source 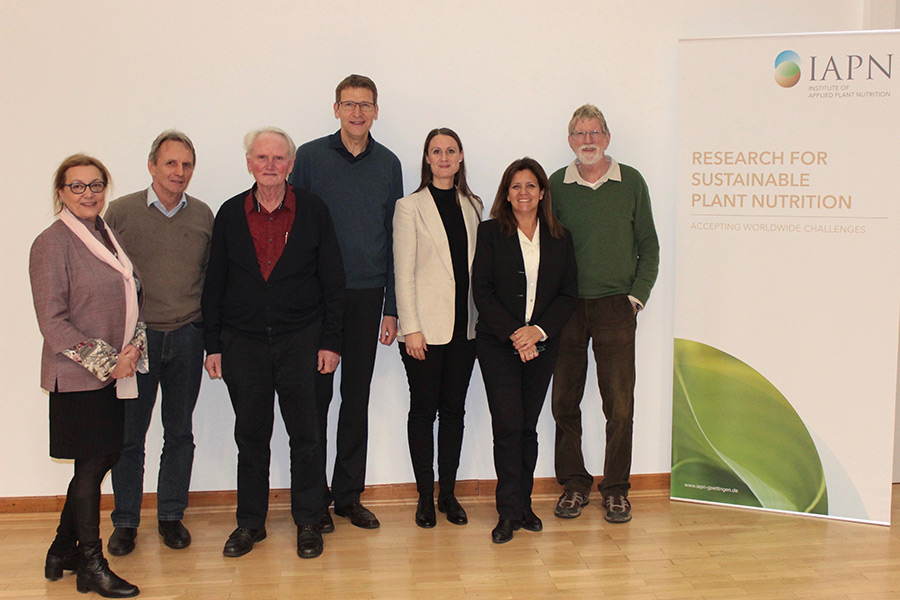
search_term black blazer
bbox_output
[472,218,577,344]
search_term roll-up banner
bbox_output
[672,31,900,525]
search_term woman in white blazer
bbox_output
[393,128,483,529]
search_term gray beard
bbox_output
[576,148,604,165]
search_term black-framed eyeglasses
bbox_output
[338,101,376,113]
[64,181,108,194]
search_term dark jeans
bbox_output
[316,287,383,508]
[399,337,476,496]
[551,295,636,497]
[222,322,324,527]
[111,323,204,527]
[477,332,559,520]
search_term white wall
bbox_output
[0,1,870,497]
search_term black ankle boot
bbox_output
[45,543,79,580]
[47,496,79,580]
[76,542,139,598]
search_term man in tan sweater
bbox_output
[103,130,214,555]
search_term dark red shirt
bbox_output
[244,185,295,280]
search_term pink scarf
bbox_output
[59,208,140,399]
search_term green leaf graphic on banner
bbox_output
[672,339,827,514]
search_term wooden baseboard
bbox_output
[0,473,671,514]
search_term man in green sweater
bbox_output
[549,105,659,524]
[104,131,214,554]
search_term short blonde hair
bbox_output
[52,154,111,214]
[568,104,609,136]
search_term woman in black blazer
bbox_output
[472,157,577,544]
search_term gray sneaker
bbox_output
[602,494,632,523]
[554,490,589,519]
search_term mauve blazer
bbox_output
[29,219,136,393]
[393,188,481,345]
[472,218,578,344]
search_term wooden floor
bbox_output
[2,486,899,599]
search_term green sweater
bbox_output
[549,163,659,305]
[105,190,214,331]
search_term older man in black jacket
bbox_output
[202,127,344,560]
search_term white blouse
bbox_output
[516,224,541,323]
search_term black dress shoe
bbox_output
[223,527,266,557]
[107,527,137,556]
[415,495,436,529]
[317,508,335,534]
[522,508,543,532]
[437,494,468,525]
[297,525,324,559]
[334,501,380,529]
[45,545,79,580]
[491,518,521,544]
[158,520,191,549]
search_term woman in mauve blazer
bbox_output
[29,154,144,597]
[472,157,577,544]
[393,128,482,528]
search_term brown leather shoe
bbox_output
[317,508,335,534]
[297,525,323,559]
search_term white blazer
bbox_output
[393,187,481,344]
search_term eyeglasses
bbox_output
[338,101,376,113]
[570,130,607,140]
[64,181,108,194]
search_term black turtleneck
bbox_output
[429,184,469,340]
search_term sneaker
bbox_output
[602,494,632,523]
[554,490,589,519]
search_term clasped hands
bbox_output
[111,344,140,379]
[509,325,543,363]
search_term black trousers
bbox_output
[316,287,383,507]
[221,322,324,527]
[399,337,476,496]
[477,332,559,520]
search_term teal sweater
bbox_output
[289,132,402,316]
[549,163,659,305]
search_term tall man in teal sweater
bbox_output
[289,74,403,531]
[105,130,214,554]
[550,105,659,524]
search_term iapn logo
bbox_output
[774,50,801,88]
